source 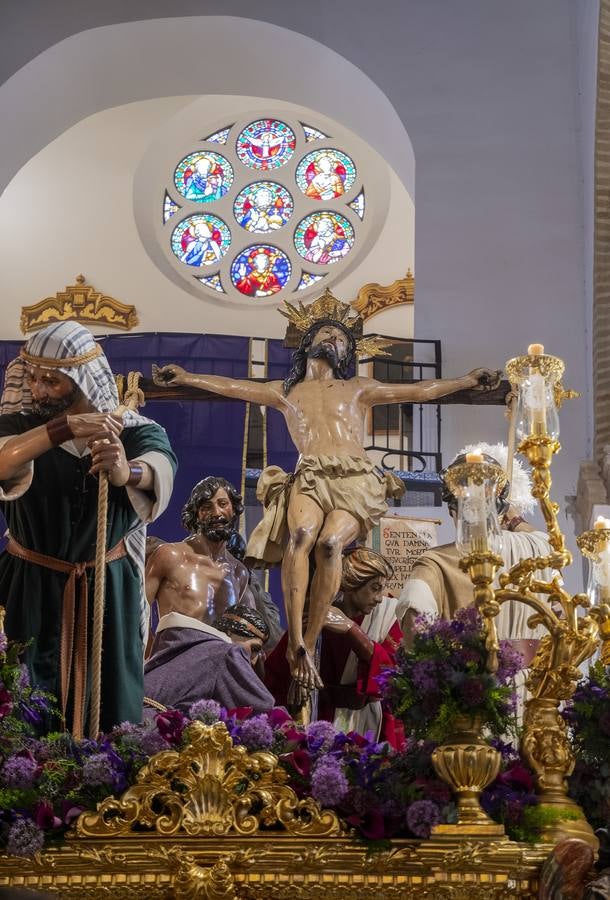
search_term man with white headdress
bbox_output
[400,443,552,718]
[0,322,176,736]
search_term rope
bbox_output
[120,370,146,413]
[20,343,103,369]
[143,695,168,713]
[88,371,144,739]
[89,473,108,739]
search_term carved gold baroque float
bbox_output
[20,275,138,333]
[0,337,597,897]
[0,721,550,898]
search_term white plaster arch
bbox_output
[0,15,414,202]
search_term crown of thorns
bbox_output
[280,289,391,358]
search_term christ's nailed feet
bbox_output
[287,644,323,696]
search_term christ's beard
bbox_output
[307,342,342,373]
[198,517,234,543]
[32,387,80,421]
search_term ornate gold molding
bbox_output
[351,269,414,322]
[0,720,557,896]
[20,275,138,333]
[76,721,343,839]
[0,834,550,898]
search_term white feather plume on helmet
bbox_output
[456,442,536,516]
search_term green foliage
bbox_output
[509,805,581,844]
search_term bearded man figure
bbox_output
[145,476,253,638]
[0,322,176,735]
[153,292,500,696]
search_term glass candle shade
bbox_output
[505,344,563,442]
[445,453,505,557]
[584,518,610,606]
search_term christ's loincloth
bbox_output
[246,455,405,565]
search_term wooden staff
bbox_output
[88,372,144,740]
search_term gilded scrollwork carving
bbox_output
[363,843,420,872]
[350,269,415,322]
[171,852,236,900]
[75,721,343,839]
[20,275,138,333]
[291,844,336,868]
[76,845,133,867]
[521,699,575,799]
[439,840,507,869]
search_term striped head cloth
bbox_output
[0,322,148,426]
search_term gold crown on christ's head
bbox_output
[280,289,392,358]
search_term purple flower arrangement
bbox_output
[563,662,610,830]
[0,618,539,857]
[379,607,521,742]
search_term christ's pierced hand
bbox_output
[467,368,503,392]
[152,364,188,387]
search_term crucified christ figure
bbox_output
[153,303,500,697]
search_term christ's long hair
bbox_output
[282,319,357,395]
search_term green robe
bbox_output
[0,412,177,733]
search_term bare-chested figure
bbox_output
[145,477,252,641]
[153,297,500,695]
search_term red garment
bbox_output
[264,617,405,749]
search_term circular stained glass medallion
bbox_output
[230,245,292,297]
[171,215,231,268]
[236,120,296,171]
[295,148,356,200]
[233,182,294,233]
[174,151,234,202]
[294,211,355,265]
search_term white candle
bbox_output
[527,343,547,434]
[465,449,488,551]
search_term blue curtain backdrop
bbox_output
[0,333,249,544]
[266,339,298,473]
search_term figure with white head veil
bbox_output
[399,441,552,721]
[0,322,177,737]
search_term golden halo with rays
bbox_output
[280,289,392,358]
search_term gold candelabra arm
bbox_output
[459,550,503,671]
[519,435,567,555]
[499,553,569,598]
[529,579,588,631]
[554,382,580,409]
[495,588,561,636]
[496,581,598,700]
